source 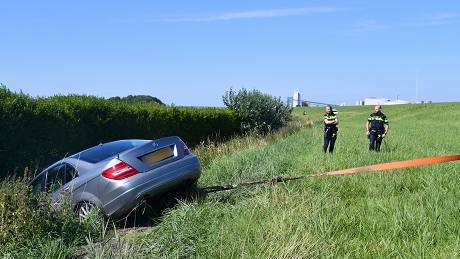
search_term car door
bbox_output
[45,163,79,201]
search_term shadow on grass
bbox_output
[112,183,254,231]
[113,184,210,230]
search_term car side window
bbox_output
[45,163,79,192]
[63,163,78,184]
[31,173,46,192]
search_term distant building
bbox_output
[385,99,411,105]
[358,97,410,106]
[287,91,303,107]
[293,91,301,107]
[363,97,389,105]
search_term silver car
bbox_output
[30,136,201,220]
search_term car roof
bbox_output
[69,139,150,162]
[37,139,150,175]
[70,139,150,157]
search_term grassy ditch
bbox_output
[0,115,313,258]
[0,174,101,258]
[2,103,459,258]
[127,103,460,258]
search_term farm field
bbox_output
[121,103,460,258]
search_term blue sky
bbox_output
[1,1,459,106]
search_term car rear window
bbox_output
[71,140,148,163]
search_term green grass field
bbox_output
[4,103,458,258]
[121,103,460,258]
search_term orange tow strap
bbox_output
[202,154,460,193]
[311,154,460,177]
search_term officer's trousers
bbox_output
[369,132,383,152]
[323,131,337,153]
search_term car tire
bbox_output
[75,202,102,222]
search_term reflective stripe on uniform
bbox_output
[368,116,389,124]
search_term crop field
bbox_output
[121,103,460,258]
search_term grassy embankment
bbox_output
[0,114,311,259]
[123,103,460,258]
[3,103,459,258]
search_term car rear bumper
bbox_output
[102,155,200,219]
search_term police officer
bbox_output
[323,105,338,153]
[366,105,389,152]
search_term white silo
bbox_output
[293,91,301,107]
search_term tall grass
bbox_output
[3,103,459,258]
[79,222,137,259]
[128,103,460,258]
[193,116,313,169]
[0,174,101,258]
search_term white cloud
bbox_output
[160,7,342,22]
[347,12,460,33]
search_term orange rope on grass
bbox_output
[310,155,460,177]
[202,154,460,193]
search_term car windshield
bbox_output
[71,140,148,163]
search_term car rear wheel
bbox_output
[76,202,100,221]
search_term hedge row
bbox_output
[0,88,239,177]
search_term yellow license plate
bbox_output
[140,146,175,164]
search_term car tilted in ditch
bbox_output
[30,136,201,220]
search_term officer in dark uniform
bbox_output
[366,105,389,152]
[323,105,338,153]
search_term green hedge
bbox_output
[0,88,239,177]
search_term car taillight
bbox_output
[102,161,138,180]
[179,139,191,156]
[183,145,191,156]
